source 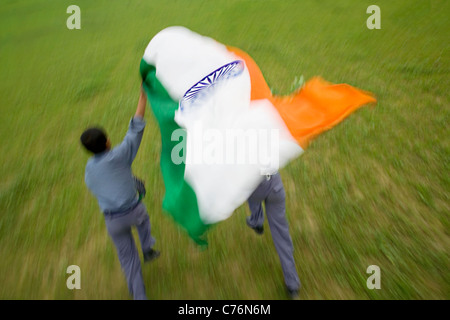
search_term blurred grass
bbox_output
[0,0,448,299]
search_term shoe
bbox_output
[246,217,264,235]
[143,249,160,263]
[287,288,300,300]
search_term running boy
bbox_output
[80,85,159,300]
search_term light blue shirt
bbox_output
[85,117,146,213]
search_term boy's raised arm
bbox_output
[135,85,147,119]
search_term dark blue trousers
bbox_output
[247,173,301,291]
[104,202,156,300]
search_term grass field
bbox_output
[0,0,448,300]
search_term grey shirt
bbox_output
[85,117,146,213]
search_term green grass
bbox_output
[0,0,449,299]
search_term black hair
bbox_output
[80,127,108,154]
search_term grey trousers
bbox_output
[247,173,301,291]
[104,202,156,300]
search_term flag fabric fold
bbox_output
[140,26,376,244]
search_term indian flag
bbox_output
[140,26,376,245]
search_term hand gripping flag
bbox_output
[140,26,376,245]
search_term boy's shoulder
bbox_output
[85,156,96,172]
[85,150,125,170]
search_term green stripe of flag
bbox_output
[140,59,209,246]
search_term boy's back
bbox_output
[85,117,145,214]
